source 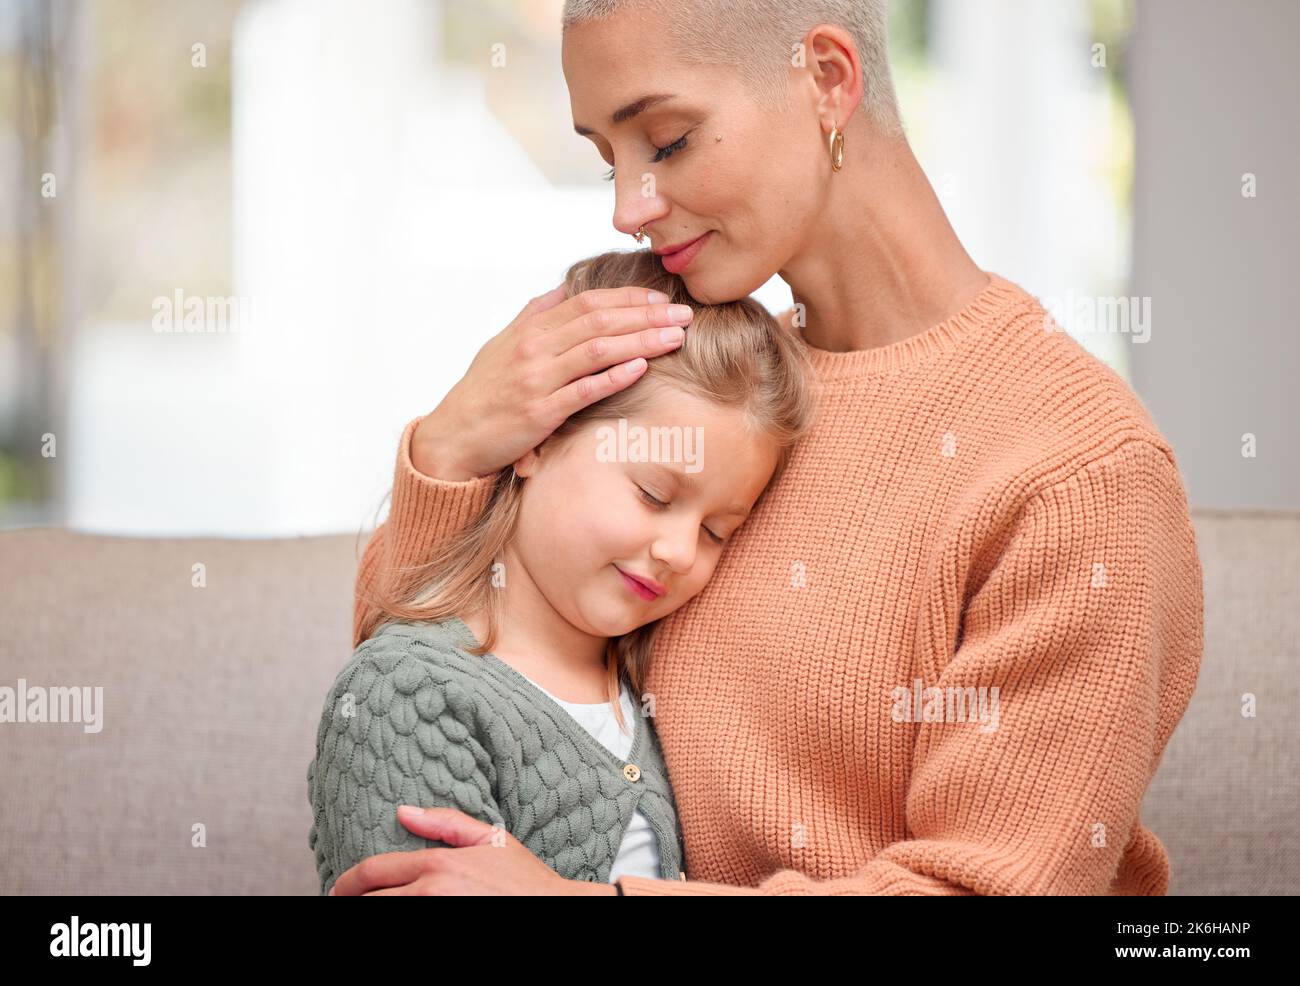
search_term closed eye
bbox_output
[652,132,689,163]
[602,131,691,182]
[636,485,667,508]
[636,485,726,545]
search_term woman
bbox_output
[330,0,1203,896]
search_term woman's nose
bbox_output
[612,175,665,239]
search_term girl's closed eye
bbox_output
[635,484,726,545]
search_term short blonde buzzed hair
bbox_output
[562,0,904,139]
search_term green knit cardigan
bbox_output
[308,616,686,893]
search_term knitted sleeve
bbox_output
[353,415,498,648]
[307,643,506,895]
[614,439,1205,896]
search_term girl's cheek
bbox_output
[694,558,720,587]
[583,509,646,552]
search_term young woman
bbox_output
[309,248,817,894]
[330,0,1203,896]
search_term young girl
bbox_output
[307,247,818,894]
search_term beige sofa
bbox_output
[2,510,1296,895]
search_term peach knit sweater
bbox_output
[353,272,1204,896]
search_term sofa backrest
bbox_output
[1140,509,1300,894]
[0,529,360,895]
[1,512,1296,894]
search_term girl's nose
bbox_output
[650,528,696,575]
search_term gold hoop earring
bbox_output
[633,226,646,243]
[828,121,844,172]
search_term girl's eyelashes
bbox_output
[636,485,667,508]
[635,484,726,545]
[601,130,691,181]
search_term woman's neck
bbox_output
[779,128,990,353]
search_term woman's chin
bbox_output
[684,264,768,306]
[681,272,724,304]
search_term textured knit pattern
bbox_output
[353,271,1204,896]
[308,617,685,894]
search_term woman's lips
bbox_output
[659,231,712,274]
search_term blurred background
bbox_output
[0,0,1296,538]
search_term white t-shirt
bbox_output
[522,677,664,882]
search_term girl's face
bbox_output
[562,9,828,304]
[506,383,780,639]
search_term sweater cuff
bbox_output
[615,875,766,896]
[387,415,497,553]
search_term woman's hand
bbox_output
[327,805,617,896]
[412,285,694,481]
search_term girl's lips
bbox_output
[616,566,661,601]
[659,231,712,274]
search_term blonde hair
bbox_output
[360,248,818,731]
[562,0,904,140]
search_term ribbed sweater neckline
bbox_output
[800,271,1030,381]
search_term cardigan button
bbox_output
[622,763,641,783]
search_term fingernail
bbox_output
[647,290,671,303]
[668,304,693,322]
[659,327,684,344]
[397,804,420,817]
[624,357,647,374]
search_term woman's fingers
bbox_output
[547,302,693,359]
[519,285,693,414]
[551,320,687,389]
[540,356,651,426]
[330,849,437,896]
[421,284,691,480]
[532,289,694,422]
[531,285,667,334]
[540,289,693,391]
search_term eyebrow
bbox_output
[644,462,749,517]
[573,93,677,137]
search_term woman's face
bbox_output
[562,9,828,304]
[507,383,780,639]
